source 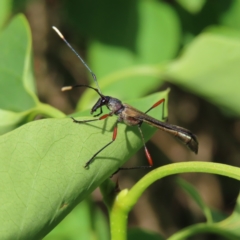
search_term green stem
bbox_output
[109,162,240,239]
[123,162,240,211]
[110,189,129,240]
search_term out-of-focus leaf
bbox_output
[77,64,165,111]
[176,178,213,223]
[83,0,179,104]
[61,1,179,111]
[177,178,228,224]
[169,193,240,240]
[216,193,240,236]
[44,199,109,240]
[0,14,64,135]
[220,0,240,30]
[89,0,180,78]
[0,0,11,30]
[176,0,206,14]
[166,32,240,116]
[0,90,169,239]
[0,14,36,110]
[205,26,240,40]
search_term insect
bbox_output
[52,26,198,170]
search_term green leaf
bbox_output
[61,1,179,111]
[0,0,12,30]
[177,178,228,224]
[176,178,213,223]
[166,32,240,116]
[205,26,240,40]
[0,90,168,239]
[0,14,36,110]
[82,0,180,102]
[77,64,165,111]
[89,0,180,78]
[216,193,240,236]
[110,162,240,240]
[169,193,240,240]
[220,0,240,30]
[63,0,180,78]
[44,199,110,240]
[176,0,206,14]
[0,14,64,135]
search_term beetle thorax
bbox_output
[107,97,124,113]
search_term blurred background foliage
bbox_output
[1,0,240,239]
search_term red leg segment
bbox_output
[144,98,166,120]
[112,125,118,140]
[151,98,165,108]
[144,147,153,166]
[137,125,153,167]
[99,113,112,120]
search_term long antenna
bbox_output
[52,26,102,94]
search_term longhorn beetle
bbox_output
[53,26,198,170]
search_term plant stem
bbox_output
[123,162,240,210]
[110,189,129,240]
[109,162,240,239]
